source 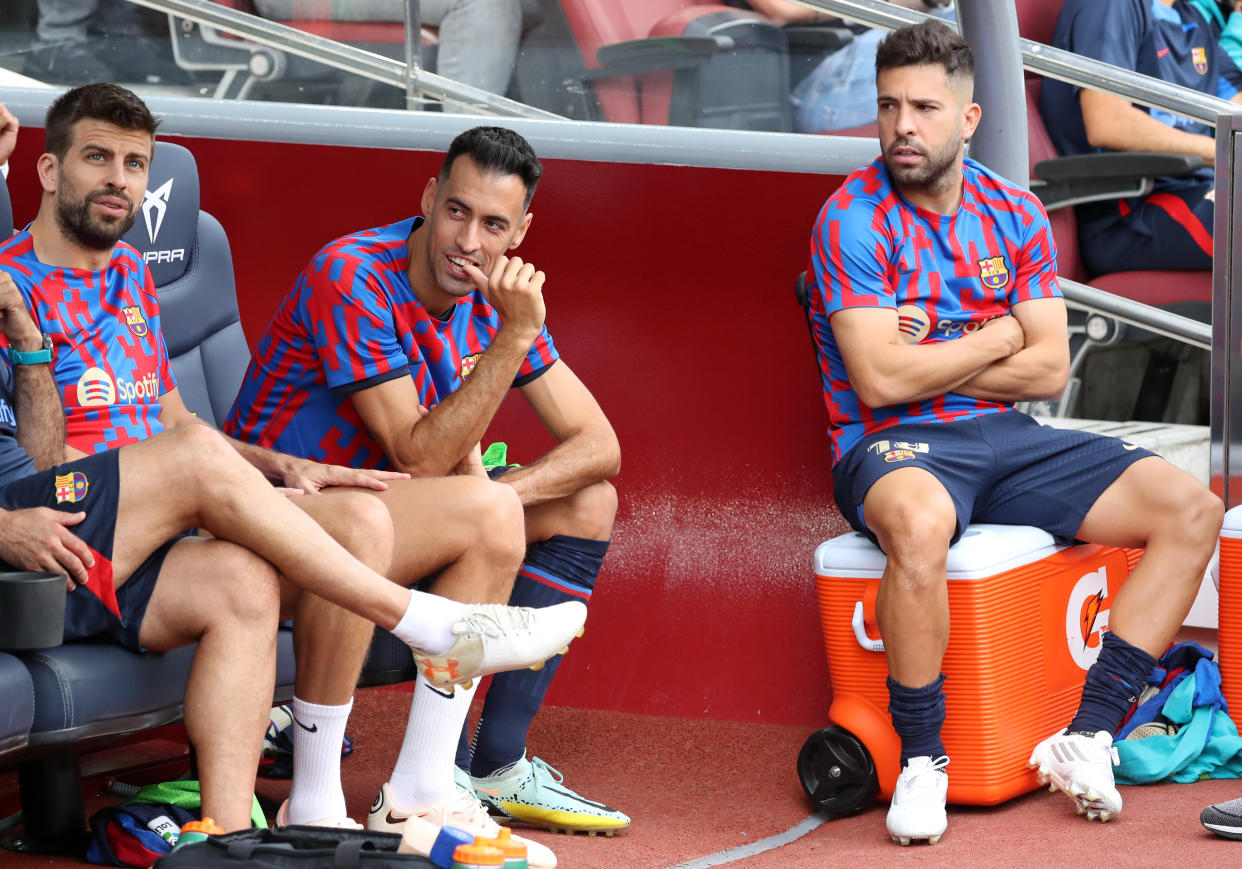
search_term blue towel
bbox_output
[1116,651,1242,783]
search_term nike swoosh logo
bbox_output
[1123,444,1139,451]
[290,713,318,733]
[476,785,500,795]
[424,683,456,700]
[544,785,611,810]
[385,811,408,826]
[1157,47,1170,58]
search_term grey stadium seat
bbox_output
[120,141,250,426]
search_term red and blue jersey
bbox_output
[0,231,175,455]
[808,157,1062,464]
[223,217,559,467]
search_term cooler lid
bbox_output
[815,524,1063,578]
[1223,504,1242,538]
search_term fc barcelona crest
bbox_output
[54,471,89,504]
[460,353,481,379]
[1193,46,1208,75]
[978,256,1010,290]
[123,305,148,338]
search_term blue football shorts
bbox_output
[0,450,187,652]
[832,411,1157,546]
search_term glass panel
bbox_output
[0,0,949,131]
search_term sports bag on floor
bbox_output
[152,826,435,868]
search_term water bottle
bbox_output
[483,827,528,868]
[173,817,224,849]
[449,840,504,868]
[397,814,475,868]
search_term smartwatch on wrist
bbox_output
[9,333,53,366]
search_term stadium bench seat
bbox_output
[516,0,795,129]
[1017,0,1212,313]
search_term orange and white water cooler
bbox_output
[1218,506,1242,727]
[801,524,1133,812]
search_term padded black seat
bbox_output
[0,652,33,756]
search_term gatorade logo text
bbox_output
[1065,566,1111,670]
[76,367,160,406]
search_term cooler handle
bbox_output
[852,601,884,652]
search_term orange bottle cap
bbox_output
[452,842,504,866]
[484,827,527,858]
[181,817,224,835]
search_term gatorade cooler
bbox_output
[1218,506,1242,727]
[797,524,1133,815]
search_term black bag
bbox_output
[152,826,436,868]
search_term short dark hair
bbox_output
[875,18,974,84]
[440,126,542,210]
[44,83,160,161]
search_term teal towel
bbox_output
[1116,659,1242,784]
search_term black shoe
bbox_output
[22,40,116,84]
[1202,797,1242,840]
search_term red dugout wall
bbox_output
[6,133,856,727]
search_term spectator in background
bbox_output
[24,0,174,84]
[1041,0,1242,275]
[738,0,954,133]
[254,0,540,98]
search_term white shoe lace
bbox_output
[445,788,501,835]
[456,605,535,638]
[895,756,950,800]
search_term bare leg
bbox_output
[109,425,409,628]
[1075,457,1223,654]
[520,479,617,544]
[863,468,956,688]
[135,537,281,832]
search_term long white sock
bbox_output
[390,590,470,654]
[387,675,478,809]
[286,696,353,824]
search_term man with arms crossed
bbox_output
[225,126,627,836]
[808,19,1222,845]
[0,86,582,866]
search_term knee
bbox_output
[874,504,954,578]
[466,479,526,566]
[557,480,618,540]
[169,425,248,487]
[322,492,395,575]
[205,545,282,632]
[1176,484,1224,550]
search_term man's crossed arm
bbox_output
[830,297,1069,409]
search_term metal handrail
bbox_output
[794,0,1239,126]
[123,0,563,119]
[1061,280,1211,350]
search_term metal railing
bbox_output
[123,0,563,119]
[794,0,1238,127]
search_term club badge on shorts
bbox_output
[868,440,930,463]
[55,471,89,504]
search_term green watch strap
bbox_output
[10,347,50,365]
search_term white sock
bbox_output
[286,696,353,824]
[390,590,470,654]
[387,675,478,809]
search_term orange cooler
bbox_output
[1218,506,1242,728]
[812,524,1132,806]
